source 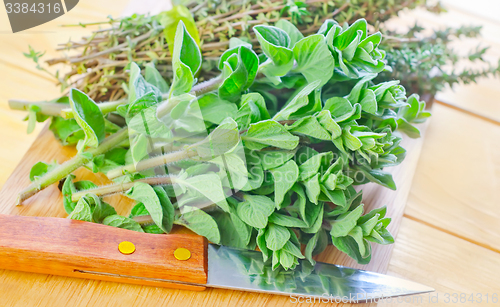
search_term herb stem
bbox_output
[71,176,174,201]
[106,149,198,179]
[61,98,127,119]
[109,119,297,179]
[17,127,129,205]
[8,100,66,117]
[191,75,223,96]
[9,98,128,119]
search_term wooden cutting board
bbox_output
[0,117,429,306]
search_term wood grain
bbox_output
[0,0,126,189]
[0,214,208,290]
[379,217,500,306]
[403,103,500,253]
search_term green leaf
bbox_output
[159,4,200,52]
[304,230,328,265]
[359,213,380,237]
[169,21,202,97]
[265,223,290,251]
[104,148,127,165]
[243,120,299,150]
[232,212,253,247]
[318,19,340,37]
[153,186,175,232]
[282,241,305,259]
[397,117,421,138]
[62,175,77,214]
[257,228,271,262]
[49,116,84,146]
[254,25,294,76]
[67,197,93,222]
[342,125,362,151]
[236,194,275,229]
[258,150,295,170]
[331,233,371,264]
[126,182,174,233]
[358,206,386,225]
[219,47,259,100]
[303,202,324,233]
[26,104,40,134]
[176,173,230,212]
[286,116,331,140]
[353,227,371,257]
[128,62,162,107]
[235,93,271,130]
[346,73,377,106]
[145,63,170,93]
[90,196,117,223]
[324,97,352,119]
[358,89,377,114]
[322,184,348,207]
[302,174,321,204]
[194,117,239,159]
[330,204,364,237]
[298,152,333,181]
[275,19,304,48]
[292,34,334,86]
[268,212,308,228]
[334,19,367,50]
[211,152,249,190]
[69,88,105,150]
[269,160,299,207]
[29,161,57,182]
[212,211,251,248]
[353,166,396,190]
[316,110,342,139]
[176,206,220,243]
[273,81,320,121]
[198,94,238,125]
[126,182,164,229]
[102,215,144,232]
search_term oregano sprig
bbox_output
[13,18,430,271]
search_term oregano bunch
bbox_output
[15,18,429,271]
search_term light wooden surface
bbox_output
[0,2,499,307]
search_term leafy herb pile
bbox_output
[14,18,429,270]
[16,0,497,106]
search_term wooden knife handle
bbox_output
[0,214,207,291]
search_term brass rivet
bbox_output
[118,241,136,255]
[174,248,191,261]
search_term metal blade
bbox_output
[207,244,433,303]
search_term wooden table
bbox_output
[0,2,499,306]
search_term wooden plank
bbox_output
[403,103,500,253]
[379,217,500,306]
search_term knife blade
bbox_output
[0,214,433,302]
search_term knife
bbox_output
[0,214,433,302]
